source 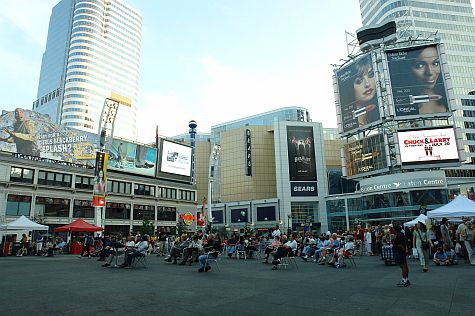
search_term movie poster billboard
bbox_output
[160,140,192,177]
[287,126,317,196]
[386,44,451,118]
[0,109,98,167]
[335,53,381,134]
[397,127,460,167]
[344,134,388,177]
[108,139,157,177]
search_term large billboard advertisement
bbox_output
[287,126,317,196]
[344,134,388,177]
[108,139,157,177]
[386,44,450,118]
[335,53,381,134]
[160,140,192,177]
[397,127,459,167]
[0,109,98,167]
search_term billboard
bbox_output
[0,109,98,167]
[397,127,459,167]
[386,44,450,118]
[287,126,317,197]
[160,140,192,177]
[108,139,157,177]
[92,152,108,207]
[335,53,381,134]
[344,134,388,177]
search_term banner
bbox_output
[397,127,459,166]
[92,152,108,207]
[108,139,157,177]
[287,126,317,181]
[0,109,98,167]
[335,53,381,134]
[386,44,450,118]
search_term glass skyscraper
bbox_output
[35,0,142,140]
[359,0,475,170]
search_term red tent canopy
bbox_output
[54,218,103,232]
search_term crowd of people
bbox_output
[3,216,474,281]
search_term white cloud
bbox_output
[196,57,337,130]
[136,92,189,143]
[136,57,339,141]
[0,0,56,47]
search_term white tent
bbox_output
[427,195,475,220]
[404,214,428,227]
[0,216,48,231]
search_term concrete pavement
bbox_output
[0,254,473,316]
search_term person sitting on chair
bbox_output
[179,235,200,265]
[16,234,29,257]
[319,233,340,265]
[165,234,189,264]
[226,234,238,258]
[272,234,298,270]
[198,234,221,272]
[263,235,281,263]
[119,235,148,268]
[102,234,126,267]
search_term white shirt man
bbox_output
[272,227,282,238]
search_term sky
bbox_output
[0,0,474,143]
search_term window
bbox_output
[211,210,224,224]
[35,197,70,218]
[159,187,177,199]
[231,208,248,223]
[108,180,132,194]
[134,184,155,197]
[105,202,131,219]
[256,206,276,222]
[73,199,94,218]
[10,167,34,184]
[133,204,155,220]
[75,175,94,190]
[157,206,176,221]
[179,190,196,201]
[6,195,31,216]
[38,170,72,188]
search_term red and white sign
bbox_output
[398,127,459,165]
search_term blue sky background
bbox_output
[1,1,472,142]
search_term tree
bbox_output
[176,219,188,236]
[141,219,154,236]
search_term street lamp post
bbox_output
[207,144,221,232]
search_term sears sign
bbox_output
[291,182,318,197]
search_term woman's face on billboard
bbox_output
[353,66,376,104]
[411,46,440,89]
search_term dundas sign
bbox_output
[359,171,446,193]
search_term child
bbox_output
[433,247,449,266]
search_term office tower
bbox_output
[35,0,142,140]
[359,0,475,171]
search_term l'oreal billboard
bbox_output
[385,44,451,119]
[397,127,460,167]
[334,52,382,135]
[343,134,388,178]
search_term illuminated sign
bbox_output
[397,127,459,167]
[344,134,388,177]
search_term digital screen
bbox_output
[160,140,192,176]
[386,44,450,118]
[335,53,381,134]
[344,134,388,177]
[109,139,157,177]
[397,127,459,166]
